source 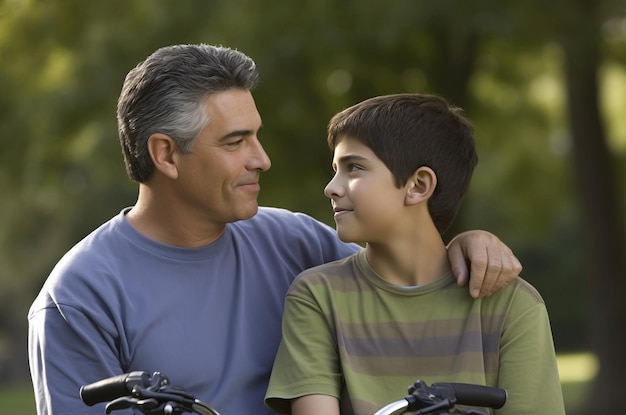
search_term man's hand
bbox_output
[447,230,522,298]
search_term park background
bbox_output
[1,0,625,413]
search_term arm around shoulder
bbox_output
[447,230,522,298]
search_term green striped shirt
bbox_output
[265,250,565,415]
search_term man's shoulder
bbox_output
[58,211,127,268]
[247,207,319,225]
[234,207,333,237]
[30,212,128,307]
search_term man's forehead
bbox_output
[203,90,262,130]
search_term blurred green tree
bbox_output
[1,3,625,413]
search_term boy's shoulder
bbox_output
[288,252,362,292]
[509,276,546,304]
[481,276,546,311]
[297,252,360,279]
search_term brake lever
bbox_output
[105,396,143,414]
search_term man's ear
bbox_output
[147,133,180,179]
[405,166,437,206]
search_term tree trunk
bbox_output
[560,1,626,412]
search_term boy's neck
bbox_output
[364,228,451,287]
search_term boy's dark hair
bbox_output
[327,93,478,235]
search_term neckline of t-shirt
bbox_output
[355,250,455,295]
[115,207,231,261]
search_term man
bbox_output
[28,44,521,415]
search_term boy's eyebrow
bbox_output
[335,153,369,164]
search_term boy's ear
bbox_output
[147,133,180,180]
[405,166,437,206]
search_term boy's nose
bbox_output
[324,174,342,198]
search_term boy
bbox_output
[264,94,565,415]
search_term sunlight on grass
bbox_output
[557,351,598,382]
[602,63,626,151]
[558,352,597,413]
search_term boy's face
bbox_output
[324,136,409,243]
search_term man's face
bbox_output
[174,89,271,225]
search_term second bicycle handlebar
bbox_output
[375,380,506,415]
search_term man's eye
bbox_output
[347,163,362,172]
[226,139,244,147]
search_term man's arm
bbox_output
[292,394,340,415]
[29,306,126,415]
[447,230,522,298]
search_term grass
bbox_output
[0,383,36,415]
[0,352,596,414]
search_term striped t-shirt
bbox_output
[265,250,565,415]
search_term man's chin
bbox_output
[232,204,259,222]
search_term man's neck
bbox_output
[126,185,226,248]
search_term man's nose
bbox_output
[249,138,271,171]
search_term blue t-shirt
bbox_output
[28,207,359,415]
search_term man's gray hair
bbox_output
[117,44,259,182]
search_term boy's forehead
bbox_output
[332,134,355,149]
[332,136,375,161]
[334,134,364,149]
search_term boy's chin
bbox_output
[337,230,359,244]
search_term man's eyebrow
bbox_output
[218,124,264,142]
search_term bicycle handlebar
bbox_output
[375,380,506,415]
[80,371,221,415]
[80,371,158,406]
[431,382,506,409]
[81,373,506,415]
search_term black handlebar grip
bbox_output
[80,371,150,406]
[435,382,507,409]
